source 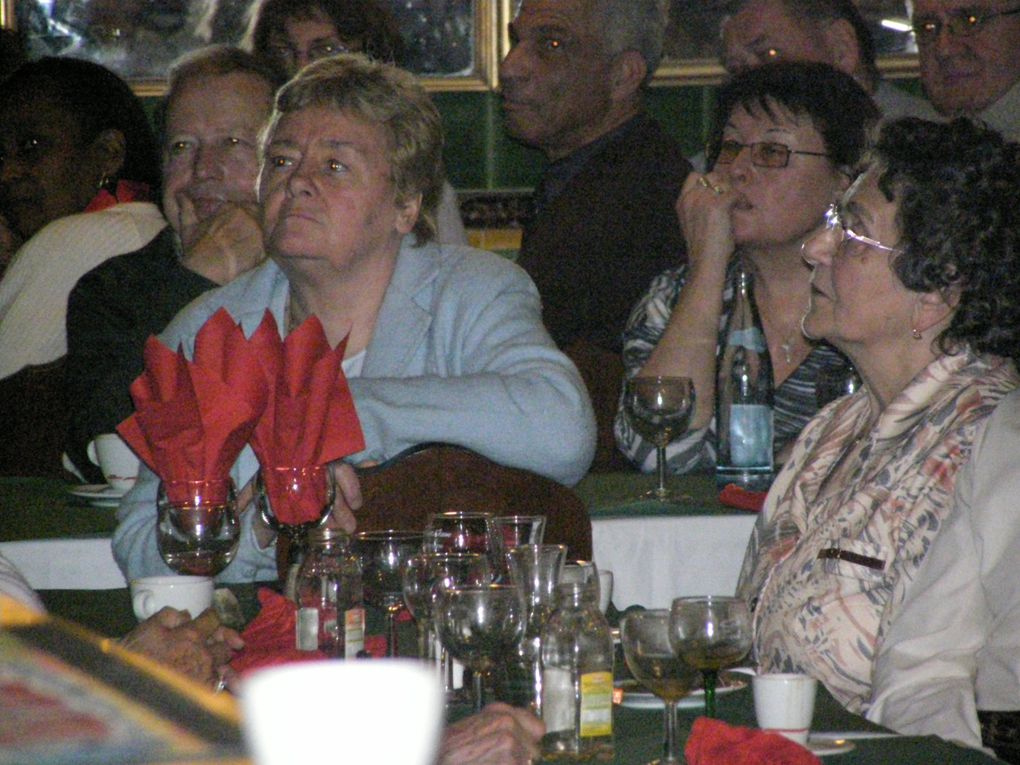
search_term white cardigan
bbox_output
[867,387,1020,752]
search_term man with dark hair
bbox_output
[500,0,692,469]
[721,0,937,120]
[912,0,1020,140]
[65,46,280,479]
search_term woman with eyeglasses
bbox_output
[737,117,1020,752]
[247,0,467,246]
[615,62,878,474]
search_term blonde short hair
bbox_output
[262,53,443,243]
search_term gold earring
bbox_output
[911,327,922,340]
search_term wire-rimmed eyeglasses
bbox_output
[824,204,903,255]
[913,5,1020,41]
[711,139,830,169]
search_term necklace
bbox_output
[777,326,803,365]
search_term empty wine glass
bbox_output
[353,530,424,657]
[487,515,547,581]
[425,511,493,555]
[670,596,752,718]
[624,376,695,502]
[402,551,491,661]
[435,583,526,712]
[621,610,700,765]
[506,543,566,714]
[157,478,239,576]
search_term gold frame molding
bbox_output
[497,0,918,88]
[1,0,499,95]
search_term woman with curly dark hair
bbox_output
[736,117,1020,735]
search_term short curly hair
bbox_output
[868,117,1020,364]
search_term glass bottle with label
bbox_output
[715,263,775,492]
[294,525,365,659]
[540,581,614,761]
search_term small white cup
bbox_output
[241,660,444,765]
[753,672,817,745]
[87,433,140,493]
[597,569,614,613]
[130,575,213,622]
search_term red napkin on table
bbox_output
[117,309,269,503]
[685,717,821,765]
[719,483,768,512]
[247,312,365,525]
[230,589,386,676]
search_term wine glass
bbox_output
[624,376,695,502]
[254,465,336,592]
[621,610,700,764]
[435,583,526,712]
[816,359,862,408]
[353,530,424,657]
[506,543,567,714]
[424,511,493,554]
[156,478,239,576]
[487,515,547,581]
[403,552,491,698]
[670,596,752,718]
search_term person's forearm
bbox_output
[639,260,728,430]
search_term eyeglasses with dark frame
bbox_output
[912,5,1020,41]
[711,139,830,169]
[824,204,903,255]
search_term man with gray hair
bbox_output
[65,46,281,478]
[721,0,936,120]
[500,0,691,470]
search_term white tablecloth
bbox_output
[591,513,758,610]
[0,538,127,590]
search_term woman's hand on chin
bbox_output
[677,171,738,274]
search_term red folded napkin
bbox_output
[685,717,821,765]
[719,483,768,512]
[247,312,365,525]
[118,309,269,503]
[231,589,387,676]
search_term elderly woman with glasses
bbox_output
[737,117,1020,735]
[615,61,879,474]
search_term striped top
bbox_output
[614,261,843,473]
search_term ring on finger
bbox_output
[698,175,724,195]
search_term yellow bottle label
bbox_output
[344,607,365,658]
[579,671,613,737]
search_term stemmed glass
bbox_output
[487,515,546,581]
[253,465,336,591]
[402,551,491,662]
[624,376,695,502]
[670,596,752,718]
[435,583,526,712]
[353,530,424,657]
[506,543,566,714]
[156,478,239,576]
[621,610,700,765]
[425,511,493,554]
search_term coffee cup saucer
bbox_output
[68,483,129,506]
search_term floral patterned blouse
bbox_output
[736,350,1019,713]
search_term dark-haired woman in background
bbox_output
[739,117,1020,727]
[247,0,467,246]
[0,57,165,476]
[615,62,879,473]
[0,57,164,381]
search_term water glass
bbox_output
[157,478,239,576]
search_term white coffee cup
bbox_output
[241,660,444,765]
[597,569,614,613]
[130,575,213,622]
[87,433,140,493]
[753,672,817,745]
